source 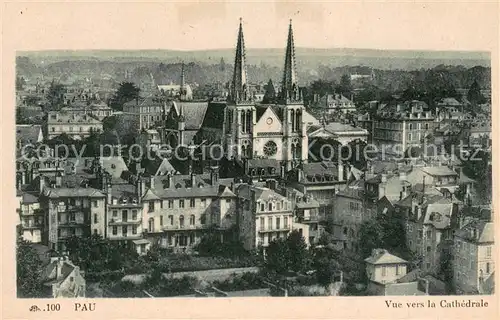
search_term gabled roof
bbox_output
[365,249,407,265]
[176,101,209,130]
[421,166,458,177]
[43,187,105,198]
[455,220,494,244]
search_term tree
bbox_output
[16,76,26,91]
[17,239,45,298]
[337,74,353,97]
[262,79,276,104]
[110,82,141,111]
[46,81,66,110]
[467,79,486,105]
[264,230,310,275]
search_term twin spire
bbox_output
[229,18,301,105]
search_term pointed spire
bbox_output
[229,18,250,104]
[281,19,301,103]
[180,62,187,100]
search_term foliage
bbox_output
[263,230,311,275]
[16,76,26,91]
[17,239,45,298]
[262,79,277,104]
[46,80,66,110]
[358,209,410,261]
[110,82,141,111]
[65,234,138,274]
[194,231,247,257]
[467,80,486,105]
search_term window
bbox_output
[93,214,98,224]
[284,216,288,229]
[179,200,185,208]
[486,263,491,273]
[122,226,128,236]
[122,210,128,222]
[268,217,273,230]
[51,127,55,132]
[93,229,98,235]
[179,215,185,227]
[382,267,387,276]
[190,199,195,208]
[276,217,281,229]
[132,226,137,235]
[268,203,273,211]
[200,214,206,225]
[487,246,492,257]
[168,200,173,209]
[260,203,265,212]
[148,218,154,232]
[93,200,98,208]
[426,263,431,269]
[260,217,265,230]
[160,215,163,226]
[277,202,281,210]
[426,246,431,252]
[160,201,164,209]
[112,226,117,235]
[396,265,400,275]
[148,201,155,213]
[190,215,195,225]
[200,199,206,208]
[132,210,137,220]
[168,235,173,246]
[426,230,432,238]
[409,123,413,130]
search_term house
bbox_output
[396,191,457,275]
[122,95,168,131]
[41,256,86,298]
[294,194,324,245]
[453,219,494,294]
[311,93,357,115]
[46,111,103,140]
[288,161,350,219]
[18,191,44,243]
[365,249,427,296]
[307,122,368,146]
[237,184,295,252]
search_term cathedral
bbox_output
[222,19,310,171]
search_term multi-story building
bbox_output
[237,184,295,252]
[60,102,113,121]
[310,93,357,115]
[46,111,103,140]
[287,161,350,218]
[371,100,437,156]
[41,256,86,298]
[17,191,44,243]
[135,168,237,253]
[122,95,168,131]
[453,219,494,294]
[294,195,323,245]
[40,176,106,251]
[396,191,457,275]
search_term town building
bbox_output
[365,249,427,296]
[46,111,103,140]
[369,100,437,156]
[310,93,357,115]
[237,184,296,252]
[453,219,494,294]
[17,191,44,243]
[307,122,368,146]
[41,256,86,298]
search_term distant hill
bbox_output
[18,47,490,70]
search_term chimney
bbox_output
[338,163,344,182]
[39,174,46,193]
[167,172,174,188]
[190,172,196,188]
[136,176,144,199]
[55,172,62,188]
[210,166,219,186]
[381,174,387,184]
[297,168,304,182]
[149,176,156,190]
[422,176,426,195]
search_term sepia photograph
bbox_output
[3,1,498,319]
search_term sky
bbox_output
[3,1,499,52]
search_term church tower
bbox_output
[223,18,256,160]
[280,20,307,170]
[179,62,187,101]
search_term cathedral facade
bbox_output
[222,19,309,170]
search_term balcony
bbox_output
[296,214,321,223]
[58,220,87,227]
[108,218,142,226]
[258,226,291,233]
[162,224,208,231]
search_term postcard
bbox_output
[1,1,498,319]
